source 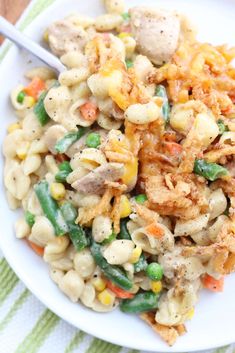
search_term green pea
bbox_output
[125,59,133,69]
[86,133,101,148]
[17,91,26,103]
[25,211,35,227]
[135,194,147,204]
[146,263,163,281]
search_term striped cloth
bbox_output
[0,1,234,352]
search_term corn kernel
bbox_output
[24,96,36,108]
[129,246,142,264]
[187,307,195,320]
[121,157,138,186]
[50,183,66,201]
[7,122,20,133]
[92,278,106,292]
[98,289,115,306]
[43,29,49,42]
[120,195,132,218]
[16,142,30,160]
[151,280,163,294]
[118,32,131,39]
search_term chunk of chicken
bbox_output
[72,162,124,194]
[129,7,180,66]
[47,20,89,57]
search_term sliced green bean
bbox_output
[119,218,131,240]
[25,211,35,227]
[119,218,147,273]
[90,241,133,290]
[34,181,68,236]
[134,253,148,273]
[55,127,88,154]
[120,291,160,313]
[101,231,116,245]
[61,202,89,251]
[217,119,229,134]
[33,91,50,126]
[155,85,170,124]
[194,159,229,181]
[55,161,72,183]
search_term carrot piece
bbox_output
[164,142,183,156]
[202,274,224,292]
[106,281,134,299]
[24,77,46,100]
[145,222,164,239]
[80,101,98,122]
[26,239,44,256]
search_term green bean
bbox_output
[25,211,35,227]
[119,218,147,273]
[119,218,131,240]
[90,241,133,290]
[101,231,116,245]
[217,119,229,134]
[120,291,160,313]
[194,159,229,181]
[55,161,72,183]
[55,127,88,154]
[134,253,148,273]
[155,85,170,124]
[34,181,68,236]
[33,91,50,126]
[61,202,89,251]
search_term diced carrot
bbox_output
[80,101,98,122]
[163,131,177,142]
[24,77,46,100]
[26,239,44,256]
[106,281,134,299]
[164,142,183,156]
[55,153,69,163]
[145,222,164,239]
[202,274,224,292]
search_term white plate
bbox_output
[0,0,235,351]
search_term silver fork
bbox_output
[0,16,66,74]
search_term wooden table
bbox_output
[0,0,31,43]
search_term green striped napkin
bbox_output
[0,1,234,352]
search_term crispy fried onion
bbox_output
[182,219,235,274]
[145,173,208,220]
[76,187,114,225]
[141,312,186,346]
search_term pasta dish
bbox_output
[3,0,235,345]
